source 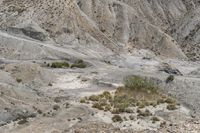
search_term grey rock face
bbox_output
[1,0,200,60]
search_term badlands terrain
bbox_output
[0,0,200,132]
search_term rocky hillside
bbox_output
[0,0,200,60]
[1,1,200,133]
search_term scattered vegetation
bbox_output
[47,59,87,69]
[167,104,177,110]
[71,59,87,68]
[160,121,167,128]
[166,75,175,83]
[129,115,135,120]
[112,115,123,122]
[124,76,158,93]
[80,75,180,122]
[157,98,166,104]
[65,102,70,108]
[18,119,28,125]
[48,82,53,86]
[165,98,176,104]
[151,116,160,123]
[80,98,86,103]
[137,101,146,109]
[8,5,26,14]
[137,109,152,117]
[104,60,111,64]
[50,62,69,68]
[92,103,104,110]
[53,105,60,110]
[16,78,22,83]
[89,95,100,101]
[54,97,61,103]
[0,91,4,96]
[37,109,43,114]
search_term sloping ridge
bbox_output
[0,0,197,60]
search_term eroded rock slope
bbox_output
[0,0,200,60]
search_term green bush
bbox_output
[89,95,100,101]
[16,78,22,83]
[112,115,123,122]
[51,62,69,68]
[124,76,157,92]
[92,103,104,110]
[18,119,28,125]
[157,98,166,104]
[71,63,87,68]
[129,115,135,120]
[79,75,180,118]
[53,105,60,110]
[151,116,160,123]
[75,59,84,64]
[167,104,177,110]
[80,99,86,103]
[137,101,146,108]
[104,105,111,111]
[137,109,152,117]
[166,75,174,83]
[48,82,53,86]
[9,6,26,14]
[165,98,176,104]
[71,59,87,68]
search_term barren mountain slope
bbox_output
[2,0,200,59]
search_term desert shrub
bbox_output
[16,78,22,83]
[157,98,166,104]
[129,115,135,120]
[104,105,111,111]
[37,109,43,114]
[137,109,152,117]
[53,105,60,110]
[149,102,157,107]
[54,97,61,103]
[166,75,174,83]
[160,121,167,127]
[89,95,100,101]
[137,101,146,108]
[165,98,176,104]
[48,82,53,86]
[113,94,129,111]
[80,98,86,103]
[71,59,87,68]
[124,108,133,113]
[0,92,4,96]
[75,59,84,64]
[51,62,69,68]
[104,60,111,64]
[99,99,108,107]
[102,91,112,99]
[167,104,177,110]
[124,76,158,92]
[8,6,26,14]
[65,102,70,107]
[151,116,160,123]
[92,103,104,110]
[112,115,123,122]
[82,77,179,116]
[71,63,87,68]
[18,119,28,125]
[111,108,121,114]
